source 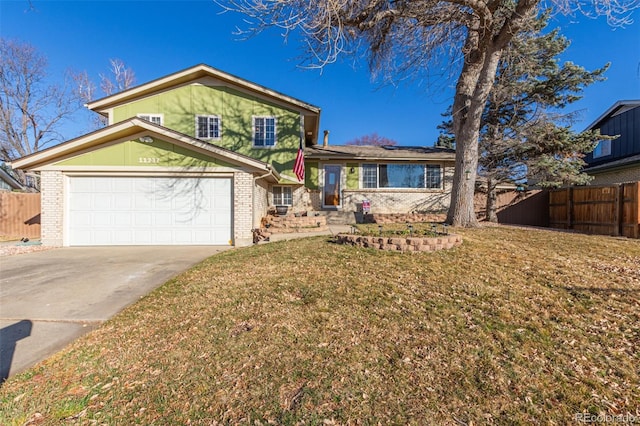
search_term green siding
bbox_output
[305,161,319,190]
[112,84,301,178]
[55,139,232,168]
[346,163,359,189]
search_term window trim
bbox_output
[272,185,293,206]
[593,139,611,159]
[137,113,163,126]
[252,116,277,148]
[195,114,222,140]
[360,163,443,190]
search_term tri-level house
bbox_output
[583,100,640,185]
[12,64,455,247]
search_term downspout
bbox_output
[253,165,276,229]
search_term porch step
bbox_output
[264,214,329,234]
[314,211,359,225]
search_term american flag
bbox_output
[293,138,305,182]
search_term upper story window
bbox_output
[196,115,221,140]
[137,114,163,126]
[253,116,277,147]
[593,139,611,158]
[361,163,442,189]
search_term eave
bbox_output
[11,118,281,182]
[584,100,640,131]
[86,64,321,117]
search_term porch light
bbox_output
[350,166,355,174]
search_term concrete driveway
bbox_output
[0,246,230,382]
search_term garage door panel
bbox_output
[134,194,153,209]
[134,212,152,226]
[113,194,133,209]
[68,177,232,246]
[113,212,132,226]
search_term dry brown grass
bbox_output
[1,226,638,425]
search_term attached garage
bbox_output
[12,119,280,247]
[67,176,232,246]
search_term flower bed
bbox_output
[334,233,462,252]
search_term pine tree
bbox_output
[440,13,610,222]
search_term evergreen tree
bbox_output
[440,13,610,222]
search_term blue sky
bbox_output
[1,0,639,146]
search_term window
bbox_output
[593,139,611,158]
[137,114,163,125]
[425,165,442,189]
[362,164,378,189]
[196,115,221,140]
[253,116,276,147]
[273,186,292,206]
[361,163,442,189]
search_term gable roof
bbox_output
[86,64,321,116]
[305,145,455,161]
[584,100,640,131]
[10,118,280,181]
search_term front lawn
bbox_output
[1,226,638,424]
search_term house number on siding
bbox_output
[138,157,160,164]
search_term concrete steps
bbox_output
[313,210,359,225]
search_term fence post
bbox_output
[613,184,622,237]
[567,187,573,230]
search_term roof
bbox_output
[0,166,25,190]
[304,145,456,161]
[584,100,640,131]
[10,118,280,181]
[583,152,640,174]
[86,63,321,117]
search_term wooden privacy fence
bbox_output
[0,192,41,239]
[549,182,640,238]
[475,189,549,227]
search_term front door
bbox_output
[323,165,342,208]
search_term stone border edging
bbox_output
[334,233,462,252]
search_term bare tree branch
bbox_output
[215,0,639,226]
[0,38,82,161]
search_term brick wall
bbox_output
[234,171,254,246]
[589,166,640,185]
[305,189,450,214]
[254,179,269,228]
[40,170,64,246]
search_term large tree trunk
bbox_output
[445,0,538,227]
[447,37,504,227]
[486,176,498,223]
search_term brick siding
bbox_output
[254,179,269,228]
[234,171,254,247]
[40,170,64,246]
[589,166,640,185]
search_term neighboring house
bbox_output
[0,163,26,192]
[12,64,454,247]
[583,100,640,185]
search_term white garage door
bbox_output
[68,176,232,245]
